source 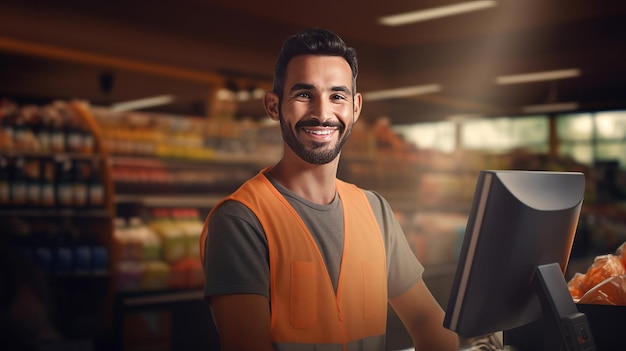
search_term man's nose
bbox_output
[310,98,333,122]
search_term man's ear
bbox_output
[353,92,363,122]
[264,91,280,121]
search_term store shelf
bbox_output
[114,194,224,208]
[0,207,111,218]
[118,289,204,307]
[110,154,268,169]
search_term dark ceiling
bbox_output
[1,0,626,124]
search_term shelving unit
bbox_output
[0,100,117,347]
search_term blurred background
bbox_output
[1,1,625,350]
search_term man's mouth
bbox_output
[303,128,335,136]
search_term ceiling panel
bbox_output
[1,0,625,124]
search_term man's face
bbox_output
[276,55,362,165]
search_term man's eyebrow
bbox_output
[331,86,352,94]
[289,83,314,93]
[288,83,352,95]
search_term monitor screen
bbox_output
[443,170,595,350]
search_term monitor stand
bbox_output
[504,263,596,351]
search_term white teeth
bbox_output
[305,129,332,135]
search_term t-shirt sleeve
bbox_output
[202,200,270,302]
[365,190,425,298]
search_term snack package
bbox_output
[578,275,626,305]
[568,241,626,305]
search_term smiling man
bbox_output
[199,28,460,351]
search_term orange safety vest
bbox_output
[200,169,388,351]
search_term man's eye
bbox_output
[331,94,348,101]
[296,92,311,98]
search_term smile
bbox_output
[303,128,336,136]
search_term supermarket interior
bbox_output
[1,1,626,350]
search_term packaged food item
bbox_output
[169,257,204,289]
[568,241,626,304]
[117,261,143,292]
[149,209,185,263]
[141,260,171,291]
[172,208,203,259]
[578,275,626,305]
[568,254,625,300]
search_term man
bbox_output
[200,28,460,351]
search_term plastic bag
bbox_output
[568,254,625,300]
[568,240,626,305]
[578,275,626,305]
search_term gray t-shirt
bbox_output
[203,174,424,301]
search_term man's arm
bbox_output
[210,294,276,351]
[389,279,460,351]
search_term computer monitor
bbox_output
[444,170,596,351]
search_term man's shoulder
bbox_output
[359,188,389,216]
[212,198,257,221]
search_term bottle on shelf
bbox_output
[24,157,42,208]
[0,99,17,150]
[87,159,105,208]
[37,106,53,154]
[149,208,186,264]
[55,157,74,208]
[53,219,77,276]
[31,220,56,275]
[49,105,67,154]
[13,106,38,152]
[73,222,93,276]
[10,156,27,207]
[72,159,88,208]
[90,239,109,276]
[40,158,56,208]
[114,217,142,291]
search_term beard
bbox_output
[278,112,353,165]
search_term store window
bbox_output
[595,111,626,139]
[558,111,626,169]
[558,142,594,166]
[596,142,626,168]
[393,121,456,153]
[396,111,626,170]
[460,116,548,153]
[594,111,626,169]
[557,113,593,141]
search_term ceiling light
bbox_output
[362,84,442,101]
[496,68,581,85]
[521,102,579,114]
[252,88,266,99]
[237,90,251,101]
[217,88,236,101]
[110,94,175,112]
[378,1,497,26]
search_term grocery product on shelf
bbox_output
[91,106,281,163]
[112,209,206,292]
[149,208,187,264]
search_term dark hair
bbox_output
[272,28,358,98]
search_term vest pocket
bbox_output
[290,261,317,329]
[362,261,386,320]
